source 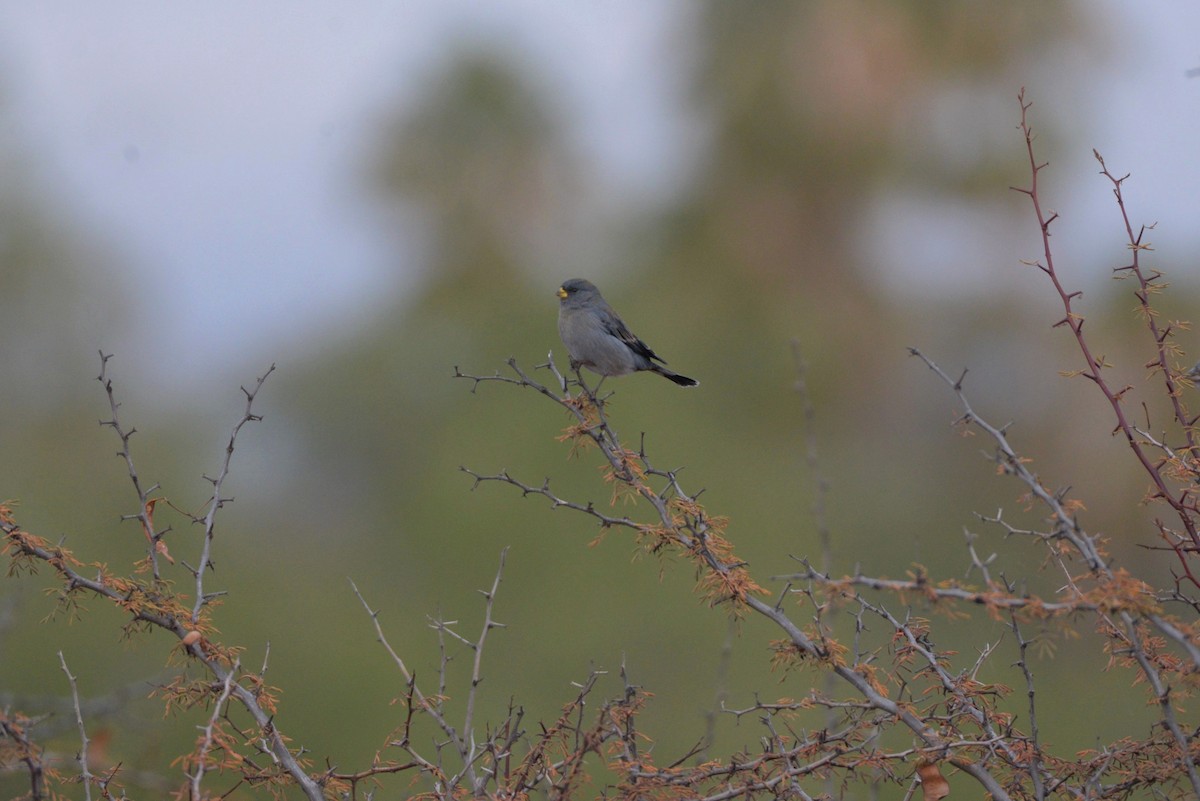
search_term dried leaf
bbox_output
[917,759,950,800]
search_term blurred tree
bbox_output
[0,92,137,532]
[0,169,130,411]
[373,51,579,283]
[660,1,1083,361]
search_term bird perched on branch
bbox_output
[556,278,698,387]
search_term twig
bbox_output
[1009,613,1045,799]
[459,547,508,795]
[192,363,276,624]
[1,710,47,800]
[97,352,165,578]
[58,652,94,801]
[189,658,239,798]
[349,549,514,795]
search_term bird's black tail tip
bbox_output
[665,372,699,387]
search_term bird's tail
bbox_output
[653,365,699,387]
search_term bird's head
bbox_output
[557,279,599,302]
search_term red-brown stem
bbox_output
[1012,90,1200,570]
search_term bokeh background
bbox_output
[3,2,1200,796]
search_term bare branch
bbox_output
[58,652,94,801]
[192,363,276,624]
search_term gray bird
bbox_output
[557,279,698,387]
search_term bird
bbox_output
[556,278,698,387]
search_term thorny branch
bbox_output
[456,113,1200,796]
[3,358,332,801]
[453,327,1200,797]
[457,358,1017,799]
[1012,89,1200,570]
[1010,87,1200,791]
[187,658,239,800]
[191,363,276,624]
[58,652,93,801]
[350,561,654,801]
[98,351,167,579]
[350,551,511,796]
[6,93,1200,801]
[912,345,1200,795]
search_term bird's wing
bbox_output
[597,306,666,365]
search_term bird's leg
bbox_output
[562,359,582,393]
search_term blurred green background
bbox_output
[3,2,1200,797]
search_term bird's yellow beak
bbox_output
[556,287,568,299]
